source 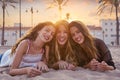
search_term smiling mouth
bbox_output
[44,36,49,40]
[75,38,81,42]
[59,38,66,42]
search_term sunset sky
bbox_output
[0,0,119,27]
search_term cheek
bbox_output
[80,33,84,39]
[50,36,53,40]
[56,34,59,40]
[65,33,68,38]
[72,37,76,41]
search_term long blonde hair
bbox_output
[48,20,77,67]
[11,21,55,55]
[68,21,98,66]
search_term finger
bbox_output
[61,63,65,69]
[42,66,49,72]
[43,65,48,72]
[28,71,39,77]
[33,68,41,73]
[59,63,63,69]
[68,64,73,70]
[92,59,96,62]
[42,65,48,71]
[44,66,49,72]
[37,65,41,71]
[97,64,106,71]
[91,65,97,71]
[101,61,107,66]
[30,73,39,77]
[63,64,66,69]
[65,63,69,68]
[63,63,68,69]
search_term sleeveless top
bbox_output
[19,40,44,68]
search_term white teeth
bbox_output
[77,38,80,41]
[45,36,49,40]
[76,38,81,42]
[59,38,65,41]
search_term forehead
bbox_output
[70,26,78,31]
[43,25,55,30]
[57,25,66,31]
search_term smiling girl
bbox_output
[9,21,55,77]
[68,20,115,72]
[48,20,77,70]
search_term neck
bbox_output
[32,40,45,50]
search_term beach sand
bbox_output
[0,46,120,80]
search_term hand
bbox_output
[36,61,49,72]
[97,61,114,71]
[58,60,69,70]
[26,67,41,77]
[87,59,99,71]
[67,63,76,70]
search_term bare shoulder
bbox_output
[16,39,29,53]
[18,39,29,47]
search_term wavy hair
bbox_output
[68,21,98,66]
[11,21,54,55]
[48,20,78,67]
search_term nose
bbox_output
[74,33,78,39]
[48,31,54,37]
[74,33,77,37]
[60,32,64,37]
[47,32,51,36]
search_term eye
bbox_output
[45,29,50,32]
[57,30,61,33]
[64,31,67,34]
[76,30,80,33]
[71,33,75,37]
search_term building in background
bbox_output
[87,25,102,40]
[0,18,120,46]
[0,26,30,46]
[0,25,102,46]
[100,18,120,46]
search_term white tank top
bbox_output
[19,40,44,68]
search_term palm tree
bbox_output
[47,0,69,20]
[0,0,17,45]
[19,0,21,38]
[97,0,120,45]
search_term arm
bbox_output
[9,40,41,76]
[52,60,69,70]
[83,59,99,71]
[52,61,60,70]
[95,38,115,70]
[9,40,28,75]
[36,45,49,72]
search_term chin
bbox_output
[41,39,48,43]
[58,43,64,45]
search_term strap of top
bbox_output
[26,39,31,54]
[25,39,45,54]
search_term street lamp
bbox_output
[1,0,6,45]
[19,0,21,37]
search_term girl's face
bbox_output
[38,25,55,43]
[56,25,68,45]
[70,26,84,44]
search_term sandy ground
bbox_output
[0,46,120,80]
